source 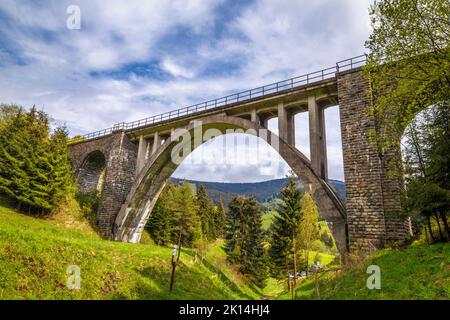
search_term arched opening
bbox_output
[77,150,106,195]
[114,115,347,255]
[401,105,449,241]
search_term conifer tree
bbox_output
[239,197,267,287]
[196,184,214,240]
[146,185,172,245]
[269,176,303,281]
[214,200,226,238]
[48,126,74,207]
[0,105,75,214]
[224,196,246,263]
[224,196,267,287]
[0,109,32,208]
[168,182,201,246]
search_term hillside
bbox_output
[0,202,260,300]
[171,177,346,205]
[274,242,450,300]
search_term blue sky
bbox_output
[0,0,372,182]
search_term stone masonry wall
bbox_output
[69,131,138,238]
[337,69,410,252]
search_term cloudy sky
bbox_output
[0,0,372,182]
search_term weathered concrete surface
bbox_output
[113,115,348,254]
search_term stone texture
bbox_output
[337,69,410,252]
[69,131,137,238]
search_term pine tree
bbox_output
[0,105,76,214]
[0,109,32,208]
[196,184,214,240]
[48,126,74,208]
[146,185,172,245]
[169,182,201,246]
[269,176,303,281]
[25,107,53,213]
[224,196,246,263]
[224,195,267,287]
[240,197,267,287]
[214,200,226,238]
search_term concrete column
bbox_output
[151,132,160,155]
[286,113,296,146]
[251,109,260,124]
[308,96,328,179]
[144,138,152,161]
[136,135,147,176]
[277,102,289,142]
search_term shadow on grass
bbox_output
[201,258,256,300]
[133,258,254,300]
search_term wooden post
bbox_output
[169,231,182,291]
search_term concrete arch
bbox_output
[113,115,348,253]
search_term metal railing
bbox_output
[70,54,367,143]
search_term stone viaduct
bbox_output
[68,55,411,254]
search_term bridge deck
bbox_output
[69,54,366,144]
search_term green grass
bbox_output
[263,250,338,300]
[312,243,450,300]
[1,197,448,300]
[0,203,260,300]
[275,243,449,300]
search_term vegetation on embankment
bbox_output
[0,201,261,300]
[273,242,449,300]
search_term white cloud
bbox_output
[0,0,373,182]
[161,57,196,79]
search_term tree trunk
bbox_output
[427,215,435,242]
[434,209,445,242]
[439,210,450,241]
[424,225,429,244]
[293,232,297,287]
[305,249,309,276]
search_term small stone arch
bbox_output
[76,150,107,194]
[114,115,348,254]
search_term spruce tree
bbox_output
[0,105,75,214]
[224,196,246,263]
[25,107,53,213]
[196,184,214,240]
[169,182,201,246]
[240,197,267,287]
[269,176,303,281]
[214,200,226,238]
[48,126,74,208]
[146,185,172,245]
[0,109,32,208]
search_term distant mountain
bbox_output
[170,177,346,205]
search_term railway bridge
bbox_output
[68,55,410,254]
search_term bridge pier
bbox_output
[337,70,411,252]
[308,96,328,180]
[136,135,147,176]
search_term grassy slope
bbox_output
[276,243,449,300]
[0,203,260,300]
